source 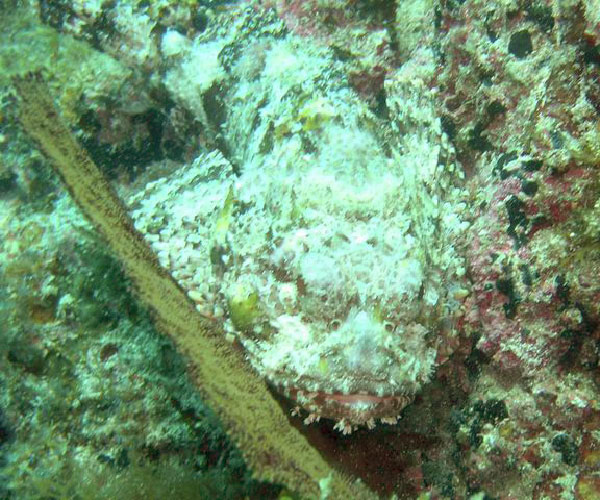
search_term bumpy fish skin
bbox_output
[128,38,470,428]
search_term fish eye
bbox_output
[330,319,342,330]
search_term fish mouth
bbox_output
[280,384,413,432]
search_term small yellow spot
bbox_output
[228,282,260,332]
[453,288,470,300]
[214,184,234,246]
[318,357,329,376]
[299,98,336,131]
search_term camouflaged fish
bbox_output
[127,38,470,433]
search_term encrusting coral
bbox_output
[13,73,375,500]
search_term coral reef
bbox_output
[13,74,374,498]
[0,128,272,499]
[2,0,600,498]
[427,0,600,497]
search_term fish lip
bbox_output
[279,383,412,424]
